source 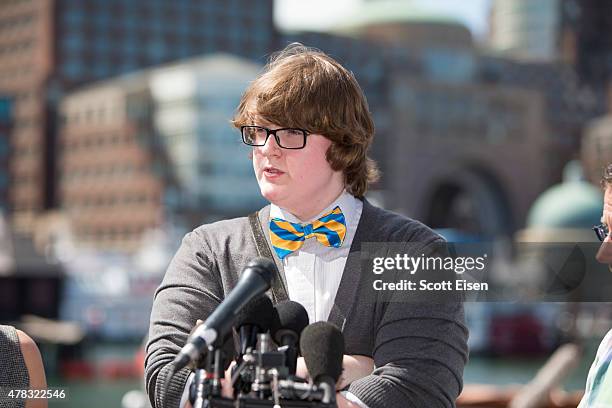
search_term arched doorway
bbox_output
[424,168,514,238]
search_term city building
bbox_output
[59,76,163,252]
[0,0,54,231]
[280,9,606,237]
[149,55,266,224]
[488,0,560,61]
[59,54,264,252]
[385,52,606,237]
[478,56,606,175]
[559,0,612,90]
[0,97,11,212]
[0,0,276,234]
[388,77,547,236]
[487,0,612,97]
[5,0,608,246]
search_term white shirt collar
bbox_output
[270,190,358,227]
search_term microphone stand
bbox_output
[211,347,225,398]
[192,367,208,408]
[193,346,218,408]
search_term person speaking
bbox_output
[145,43,468,408]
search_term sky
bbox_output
[274,0,492,40]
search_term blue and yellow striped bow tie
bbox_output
[269,206,347,260]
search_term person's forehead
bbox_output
[253,116,287,129]
[253,116,275,126]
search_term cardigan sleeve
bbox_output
[348,239,469,408]
[144,231,225,408]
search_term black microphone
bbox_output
[299,322,344,404]
[272,301,309,375]
[234,295,275,358]
[231,295,275,396]
[171,257,275,373]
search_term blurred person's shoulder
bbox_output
[598,328,612,356]
[0,325,47,393]
[15,330,40,366]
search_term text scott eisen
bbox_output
[373,279,488,291]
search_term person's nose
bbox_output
[259,133,282,157]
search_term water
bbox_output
[48,379,143,408]
[465,336,602,391]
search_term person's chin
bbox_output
[259,183,285,204]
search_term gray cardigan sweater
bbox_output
[145,200,469,408]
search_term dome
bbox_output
[329,0,473,49]
[526,181,603,229]
[339,0,463,27]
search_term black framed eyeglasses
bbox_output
[593,223,610,242]
[241,126,309,149]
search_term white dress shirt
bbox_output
[270,190,363,324]
[270,190,368,408]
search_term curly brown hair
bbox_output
[232,43,379,197]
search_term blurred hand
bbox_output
[295,355,309,380]
[336,392,361,408]
[295,354,374,390]
[221,361,235,399]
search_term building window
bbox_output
[63,35,83,52]
[64,8,85,26]
[93,37,112,54]
[64,60,85,78]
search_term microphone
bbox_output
[234,295,275,359]
[171,257,275,373]
[272,301,309,375]
[299,322,344,404]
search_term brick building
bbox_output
[59,54,263,251]
[0,97,11,212]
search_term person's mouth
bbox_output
[263,166,285,178]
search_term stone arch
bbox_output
[422,165,515,238]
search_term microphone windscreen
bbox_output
[272,301,309,344]
[234,295,275,330]
[247,257,276,286]
[299,322,344,383]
